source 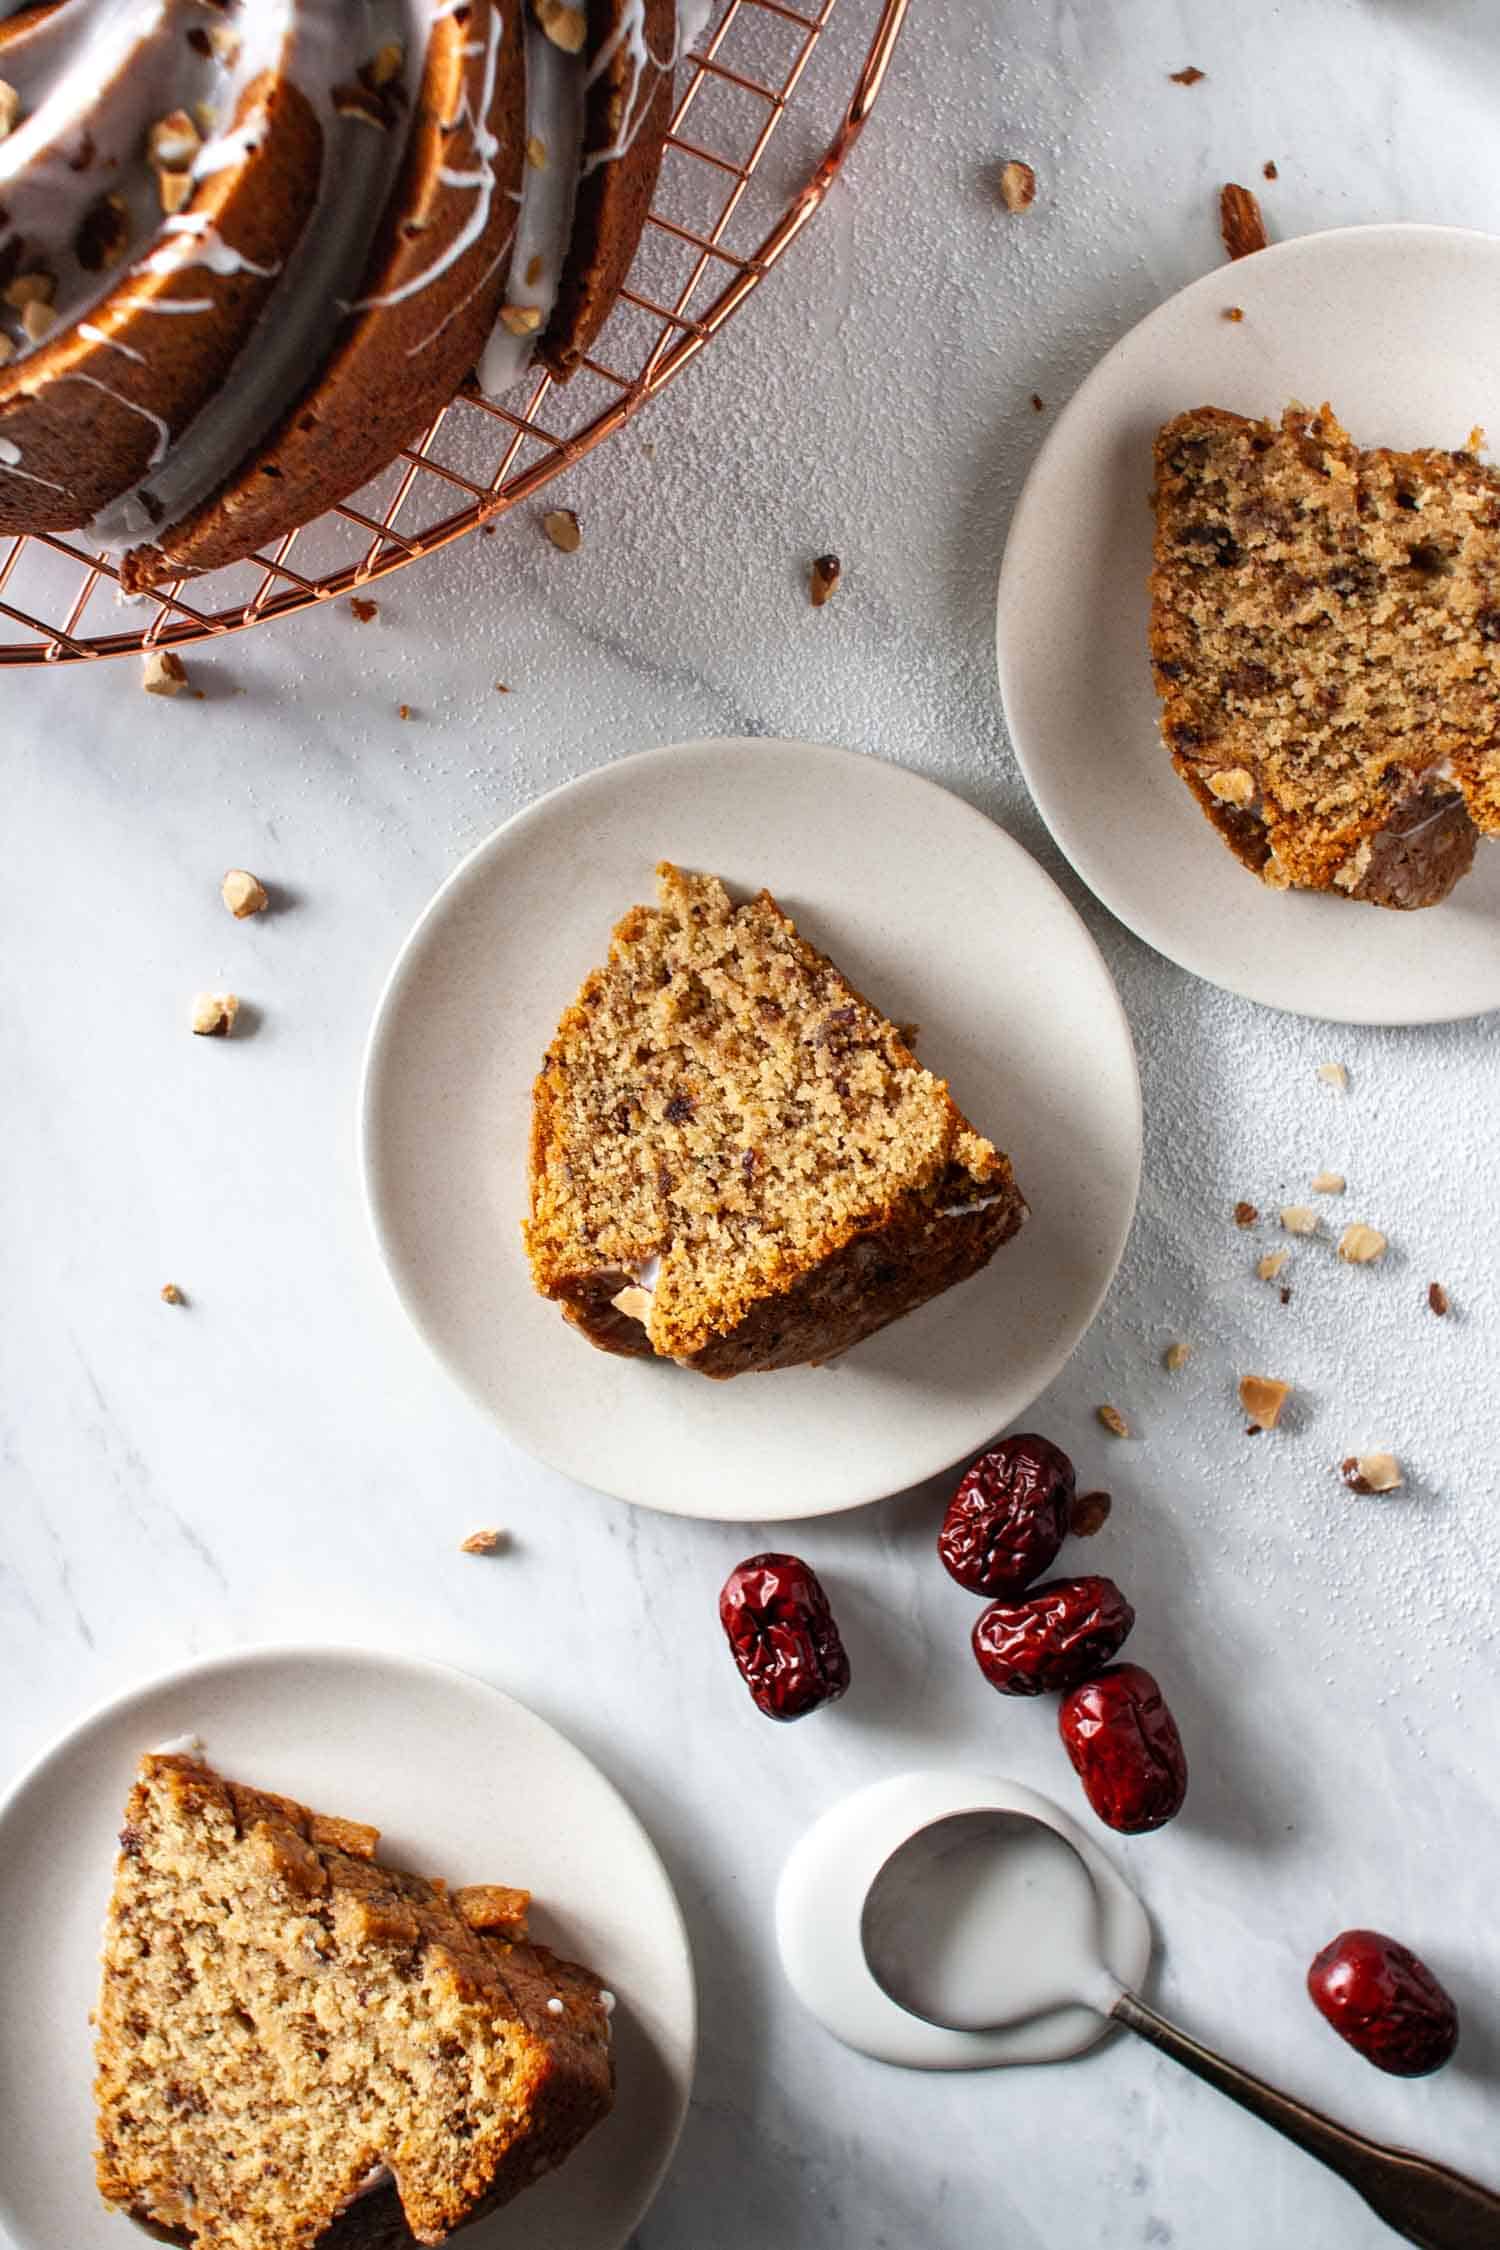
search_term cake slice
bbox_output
[525,863,1026,1378]
[94,1753,613,2250]
[1150,402,1500,908]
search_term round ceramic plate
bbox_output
[362,738,1141,1518]
[0,1646,695,2250]
[996,222,1500,1025]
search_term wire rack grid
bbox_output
[0,0,911,666]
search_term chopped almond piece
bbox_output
[1169,65,1206,84]
[160,1283,185,1306]
[1257,1249,1290,1281]
[0,80,21,139]
[190,992,239,1038]
[542,507,581,553]
[1163,1341,1191,1371]
[142,648,188,697]
[809,553,841,607]
[1428,1281,1449,1317]
[1310,1171,1346,1195]
[1340,1452,1402,1495]
[1317,1062,1348,1092]
[1239,1374,1290,1430]
[459,1528,509,1555]
[500,304,543,336]
[1220,181,1268,260]
[1338,1223,1388,1265]
[148,109,202,171]
[1096,1403,1130,1438]
[221,868,268,919]
[1071,1489,1112,1536]
[534,0,586,53]
[1280,1206,1319,1236]
[997,159,1036,212]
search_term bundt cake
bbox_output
[1150,402,1500,909]
[525,863,1027,1379]
[0,0,688,587]
[95,1751,614,2250]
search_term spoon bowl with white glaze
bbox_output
[778,1772,1500,2250]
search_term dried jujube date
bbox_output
[1307,1929,1459,2077]
[938,1434,1075,1597]
[1058,1662,1187,1833]
[718,1552,850,1722]
[972,1575,1135,1697]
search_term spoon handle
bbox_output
[1112,1991,1500,2250]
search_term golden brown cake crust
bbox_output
[1149,401,1500,909]
[94,1754,613,2250]
[526,864,1026,1377]
[121,5,526,589]
[540,0,676,381]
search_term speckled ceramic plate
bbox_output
[360,738,1141,1518]
[997,222,1500,1024]
[0,1646,695,2250]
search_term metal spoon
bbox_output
[861,1807,1500,2250]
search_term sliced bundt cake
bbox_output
[1150,402,1500,909]
[525,863,1027,1378]
[0,0,691,586]
[95,1752,613,2250]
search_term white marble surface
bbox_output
[4,2,1500,2245]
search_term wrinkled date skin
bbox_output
[1058,1662,1187,1833]
[938,1435,1076,1597]
[972,1575,1135,1697]
[1307,1930,1459,2076]
[719,1552,851,1722]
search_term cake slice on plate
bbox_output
[1150,401,1500,908]
[525,863,1027,1378]
[94,1753,613,2250]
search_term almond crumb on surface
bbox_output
[542,506,581,553]
[1280,1206,1319,1236]
[1428,1281,1449,1317]
[494,681,510,693]
[1263,159,1279,180]
[1219,181,1268,260]
[1169,64,1205,84]
[397,702,412,721]
[1310,1171,1346,1195]
[1257,1249,1290,1281]
[997,159,1036,212]
[1338,1222,1388,1265]
[141,647,188,697]
[1468,424,1487,455]
[1223,305,1245,322]
[459,1528,509,1556]
[348,596,378,622]
[1071,1489,1112,1537]
[1233,1200,1258,1228]
[0,80,22,139]
[190,992,238,1038]
[1317,1062,1348,1092]
[1030,392,1045,412]
[1207,765,1254,804]
[1163,1341,1191,1371]
[809,553,841,607]
[160,1283,185,1306]
[221,868,268,919]
[499,303,543,335]
[526,132,547,168]
[1096,1403,1130,1438]
[534,0,586,54]
[1239,1374,1290,1430]
[1340,1452,1402,1495]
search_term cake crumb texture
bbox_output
[525,864,1026,1377]
[94,1754,612,2250]
[1150,402,1500,909]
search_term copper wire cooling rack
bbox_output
[0,0,910,666]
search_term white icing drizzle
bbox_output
[476,18,583,394]
[138,213,281,286]
[57,371,170,467]
[349,5,504,313]
[77,324,147,365]
[579,0,674,181]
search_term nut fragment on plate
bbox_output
[1240,1374,1290,1430]
[1317,1062,1348,1092]
[1207,767,1255,806]
[348,595,378,622]
[1280,1206,1319,1236]
[997,159,1036,212]
[1340,1453,1402,1495]
[190,992,238,1037]
[1071,1489,1112,1536]
[1096,1403,1130,1438]
[1310,1171,1346,1195]
[142,648,188,697]
[459,1528,509,1555]
[221,868,268,919]
[808,553,841,607]
[1163,1340,1191,1371]
[542,507,581,553]
[0,80,22,139]
[160,1282,185,1306]
[1257,1249,1290,1281]
[1233,1200,1258,1228]
[1338,1223,1388,1265]
[1220,181,1269,260]
[1169,64,1206,84]
[1428,1281,1449,1317]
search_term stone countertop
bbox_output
[3,3,1498,2246]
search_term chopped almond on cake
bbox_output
[94,1753,612,2250]
[525,863,1026,1378]
[1150,402,1500,908]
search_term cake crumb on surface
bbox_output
[159,1283,185,1306]
[1240,1374,1290,1430]
[348,596,378,622]
[460,1528,509,1556]
[1317,1063,1348,1092]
